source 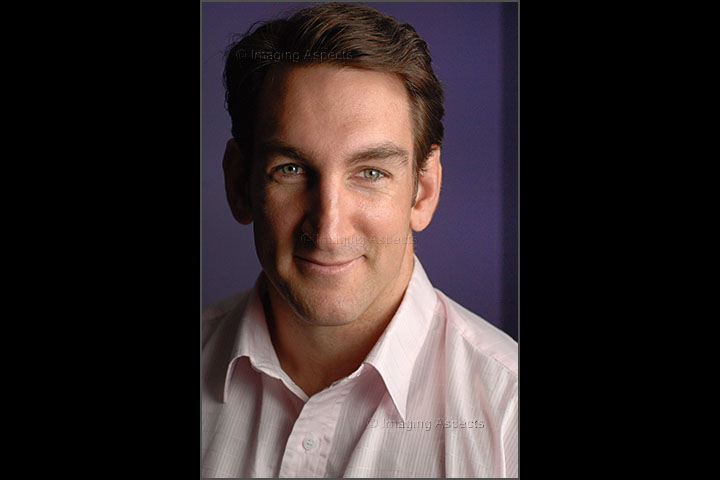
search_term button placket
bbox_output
[278,374,363,477]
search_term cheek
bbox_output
[358,195,413,245]
[253,189,304,251]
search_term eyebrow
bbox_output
[257,140,410,167]
[347,143,410,166]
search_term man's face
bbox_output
[248,64,419,327]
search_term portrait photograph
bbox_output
[201,2,519,477]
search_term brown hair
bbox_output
[223,2,444,185]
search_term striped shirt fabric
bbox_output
[201,256,518,478]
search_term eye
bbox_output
[359,169,384,181]
[279,164,304,175]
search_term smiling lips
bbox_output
[295,255,363,275]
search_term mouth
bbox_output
[294,255,363,275]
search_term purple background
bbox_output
[201,2,518,340]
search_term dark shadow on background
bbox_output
[501,3,519,341]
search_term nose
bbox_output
[301,175,355,252]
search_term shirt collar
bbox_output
[222,276,285,403]
[223,255,438,418]
[362,255,437,421]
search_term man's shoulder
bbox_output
[202,290,252,346]
[437,290,518,378]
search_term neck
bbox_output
[261,255,414,398]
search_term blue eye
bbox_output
[280,164,304,175]
[361,169,384,180]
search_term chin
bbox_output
[285,284,371,327]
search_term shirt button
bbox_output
[302,433,318,451]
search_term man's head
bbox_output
[222,3,445,327]
[223,2,444,194]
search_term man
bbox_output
[202,3,518,477]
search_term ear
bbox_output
[410,146,442,232]
[222,138,253,225]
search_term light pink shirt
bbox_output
[202,256,518,478]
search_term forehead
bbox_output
[254,64,414,163]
